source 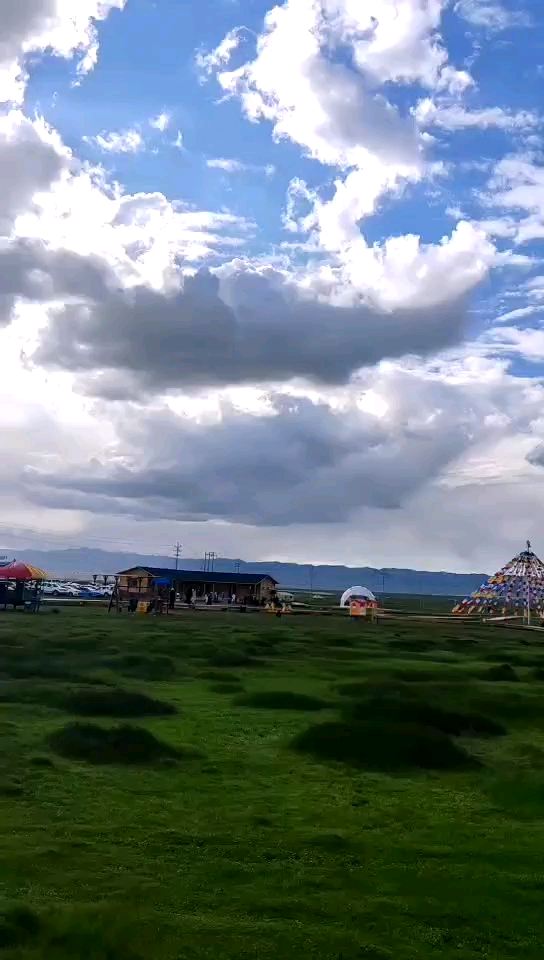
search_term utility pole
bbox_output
[173,543,182,571]
[234,559,241,574]
[308,565,315,593]
[203,552,218,573]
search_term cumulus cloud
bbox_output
[0,0,536,571]
[0,0,126,102]
[22,358,544,526]
[12,166,255,291]
[20,244,497,396]
[0,111,69,233]
[215,0,426,174]
[204,0,504,293]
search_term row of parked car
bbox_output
[41,581,114,599]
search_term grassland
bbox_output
[1,607,544,958]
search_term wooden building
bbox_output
[116,566,278,605]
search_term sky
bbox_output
[1,0,544,573]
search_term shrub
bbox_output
[48,723,180,765]
[61,689,176,718]
[344,695,505,737]
[486,663,519,682]
[293,719,478,771]
[235,690,328,711]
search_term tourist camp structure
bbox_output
[452,542,544,622]
[115,566,278,606]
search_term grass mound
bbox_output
[387,638,436,652]
[235,690,328,711]
[61,688,176,718]
[336,680,372,697]
[0,906,42,948]
[208,652,257,668]
[199,670,242,682]
[293,719,477,771]
[105,653,177,680]
[344,694,505,737]
[486,663,519,682]
[210,682,244,694]
[0,907,143,959]
[48,723,180,765]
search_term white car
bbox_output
[43,582,79,597]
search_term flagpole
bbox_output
[526,540,531,627]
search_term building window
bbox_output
[128,578,139,589]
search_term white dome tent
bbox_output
[340,586,376,608]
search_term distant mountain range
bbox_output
[0,546,486,596]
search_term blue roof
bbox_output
[118,566,277,585]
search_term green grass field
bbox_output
[2,607,544,959]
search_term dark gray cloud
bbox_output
[28,262,467,393]
[527,443,544,467]
[23,389,475,525]
[0,239,117,326]
[0,0,56,63]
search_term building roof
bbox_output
[117,566,278,585]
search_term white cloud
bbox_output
[149,112,171,133]
[455,0,531,30]
[415,98,539,131]
[17,355,544,542]
[486,155,544,244]
[196,27,246,77]
[215,0,427,173]
[206,0,501,304]
[12,159,256,291]
[485,326,544,361]
[85,127,144,154]
[0,0,126,103]
[495,305,541,323]
[207,157,275,176]
[0,110,70,233]
[0,0,537,574]
[173,131,184,150]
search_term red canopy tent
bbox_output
[0,561,47,611]
[0,562,48,581]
